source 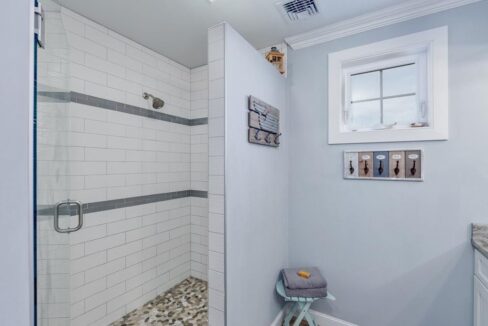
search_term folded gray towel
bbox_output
[281,267,327,290]
[284,286,328,298]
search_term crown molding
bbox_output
[285,0,482,50]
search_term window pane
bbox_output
[383,64,417,97]
[348,100,381,130]
[350,71,380,101]
[383,95,418,126]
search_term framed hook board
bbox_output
[344,150,423,181]
[248,96,281,147]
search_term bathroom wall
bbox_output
[207,23,226,326]
[36,5,208,325]
[190,66,209,281]
[287,1,488,325]
[220,23,290,325]
[0,0,34,324]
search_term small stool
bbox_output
[275,278,335,326]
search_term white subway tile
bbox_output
[126,246,157,267]
[66,32,107,60]
[209,78,225,99]
[85,25,125,53]
[71,304,107,326]
[209,59,224,81]
[71,278,106,303]
[84,281,126,311]
[209,251,224,273]
[70,63,107,85]
[71,251,107,274]
[209,232,224,254]
[208,270,225,293]
[142,232,170,249]
[209,288,225,310]
[208,40,224,63]
[107,217,142,235]
[85,54,125,78]
[107,240,142,261]
[106,286,142,314]
[209,213,224,234]
[84,257,126,284]
[84,147,125,161]
[84,233,126,255]
[108,49,143,72]
[209,307,225,326]
[208,24,225,44]
[107,263,142,288]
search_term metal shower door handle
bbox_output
[54,200,83,233]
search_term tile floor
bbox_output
[111,277,208,326]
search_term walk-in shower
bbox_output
[35,1,209,325]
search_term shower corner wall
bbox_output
[36,1,209,325]
[190,65,210,282]
[207,22,227,326]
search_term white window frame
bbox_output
[328,27,448,144]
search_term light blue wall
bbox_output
[287,2,488,325]
[224,25,289,325]
[0,0,34,324]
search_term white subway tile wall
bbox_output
[69,200,191,326]
[37,4,209,326]
[191,66,209,281]
[61,8,191,120]
[207,23,226,326]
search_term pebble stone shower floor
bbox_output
[111,277,208,326]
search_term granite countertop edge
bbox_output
[472,223,488,259]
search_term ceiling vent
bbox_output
[276,0,320,22]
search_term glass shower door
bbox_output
[36,1,78,325]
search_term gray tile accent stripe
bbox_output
[38,91,71,102]
[38,91,208,126]
[36,190,208,216]
[189,190,209,198]
[189,118,209,126]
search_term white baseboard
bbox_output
[270,309,285,326]
[271,308,357,326]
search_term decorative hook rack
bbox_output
[248,96,281,147]
[344,150,423,181]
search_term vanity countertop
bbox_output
[472,224,488,258]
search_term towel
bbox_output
[281,267,327,290]
[284,287,328,298]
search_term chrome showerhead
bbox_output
[143,92,165,109]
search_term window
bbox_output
[328,27,448,144]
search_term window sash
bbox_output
[343,54,426,131]
[328,26,448,144]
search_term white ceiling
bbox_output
[56,0,406,68]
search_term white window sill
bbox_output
[330,126,448,144]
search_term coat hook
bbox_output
[274,133,282,145]
[410,160,417,176]
[265,133,272,144]
[394,161,400,176]
[254,129,261,141]
[349,160,355,175]
[363,161,369,175]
